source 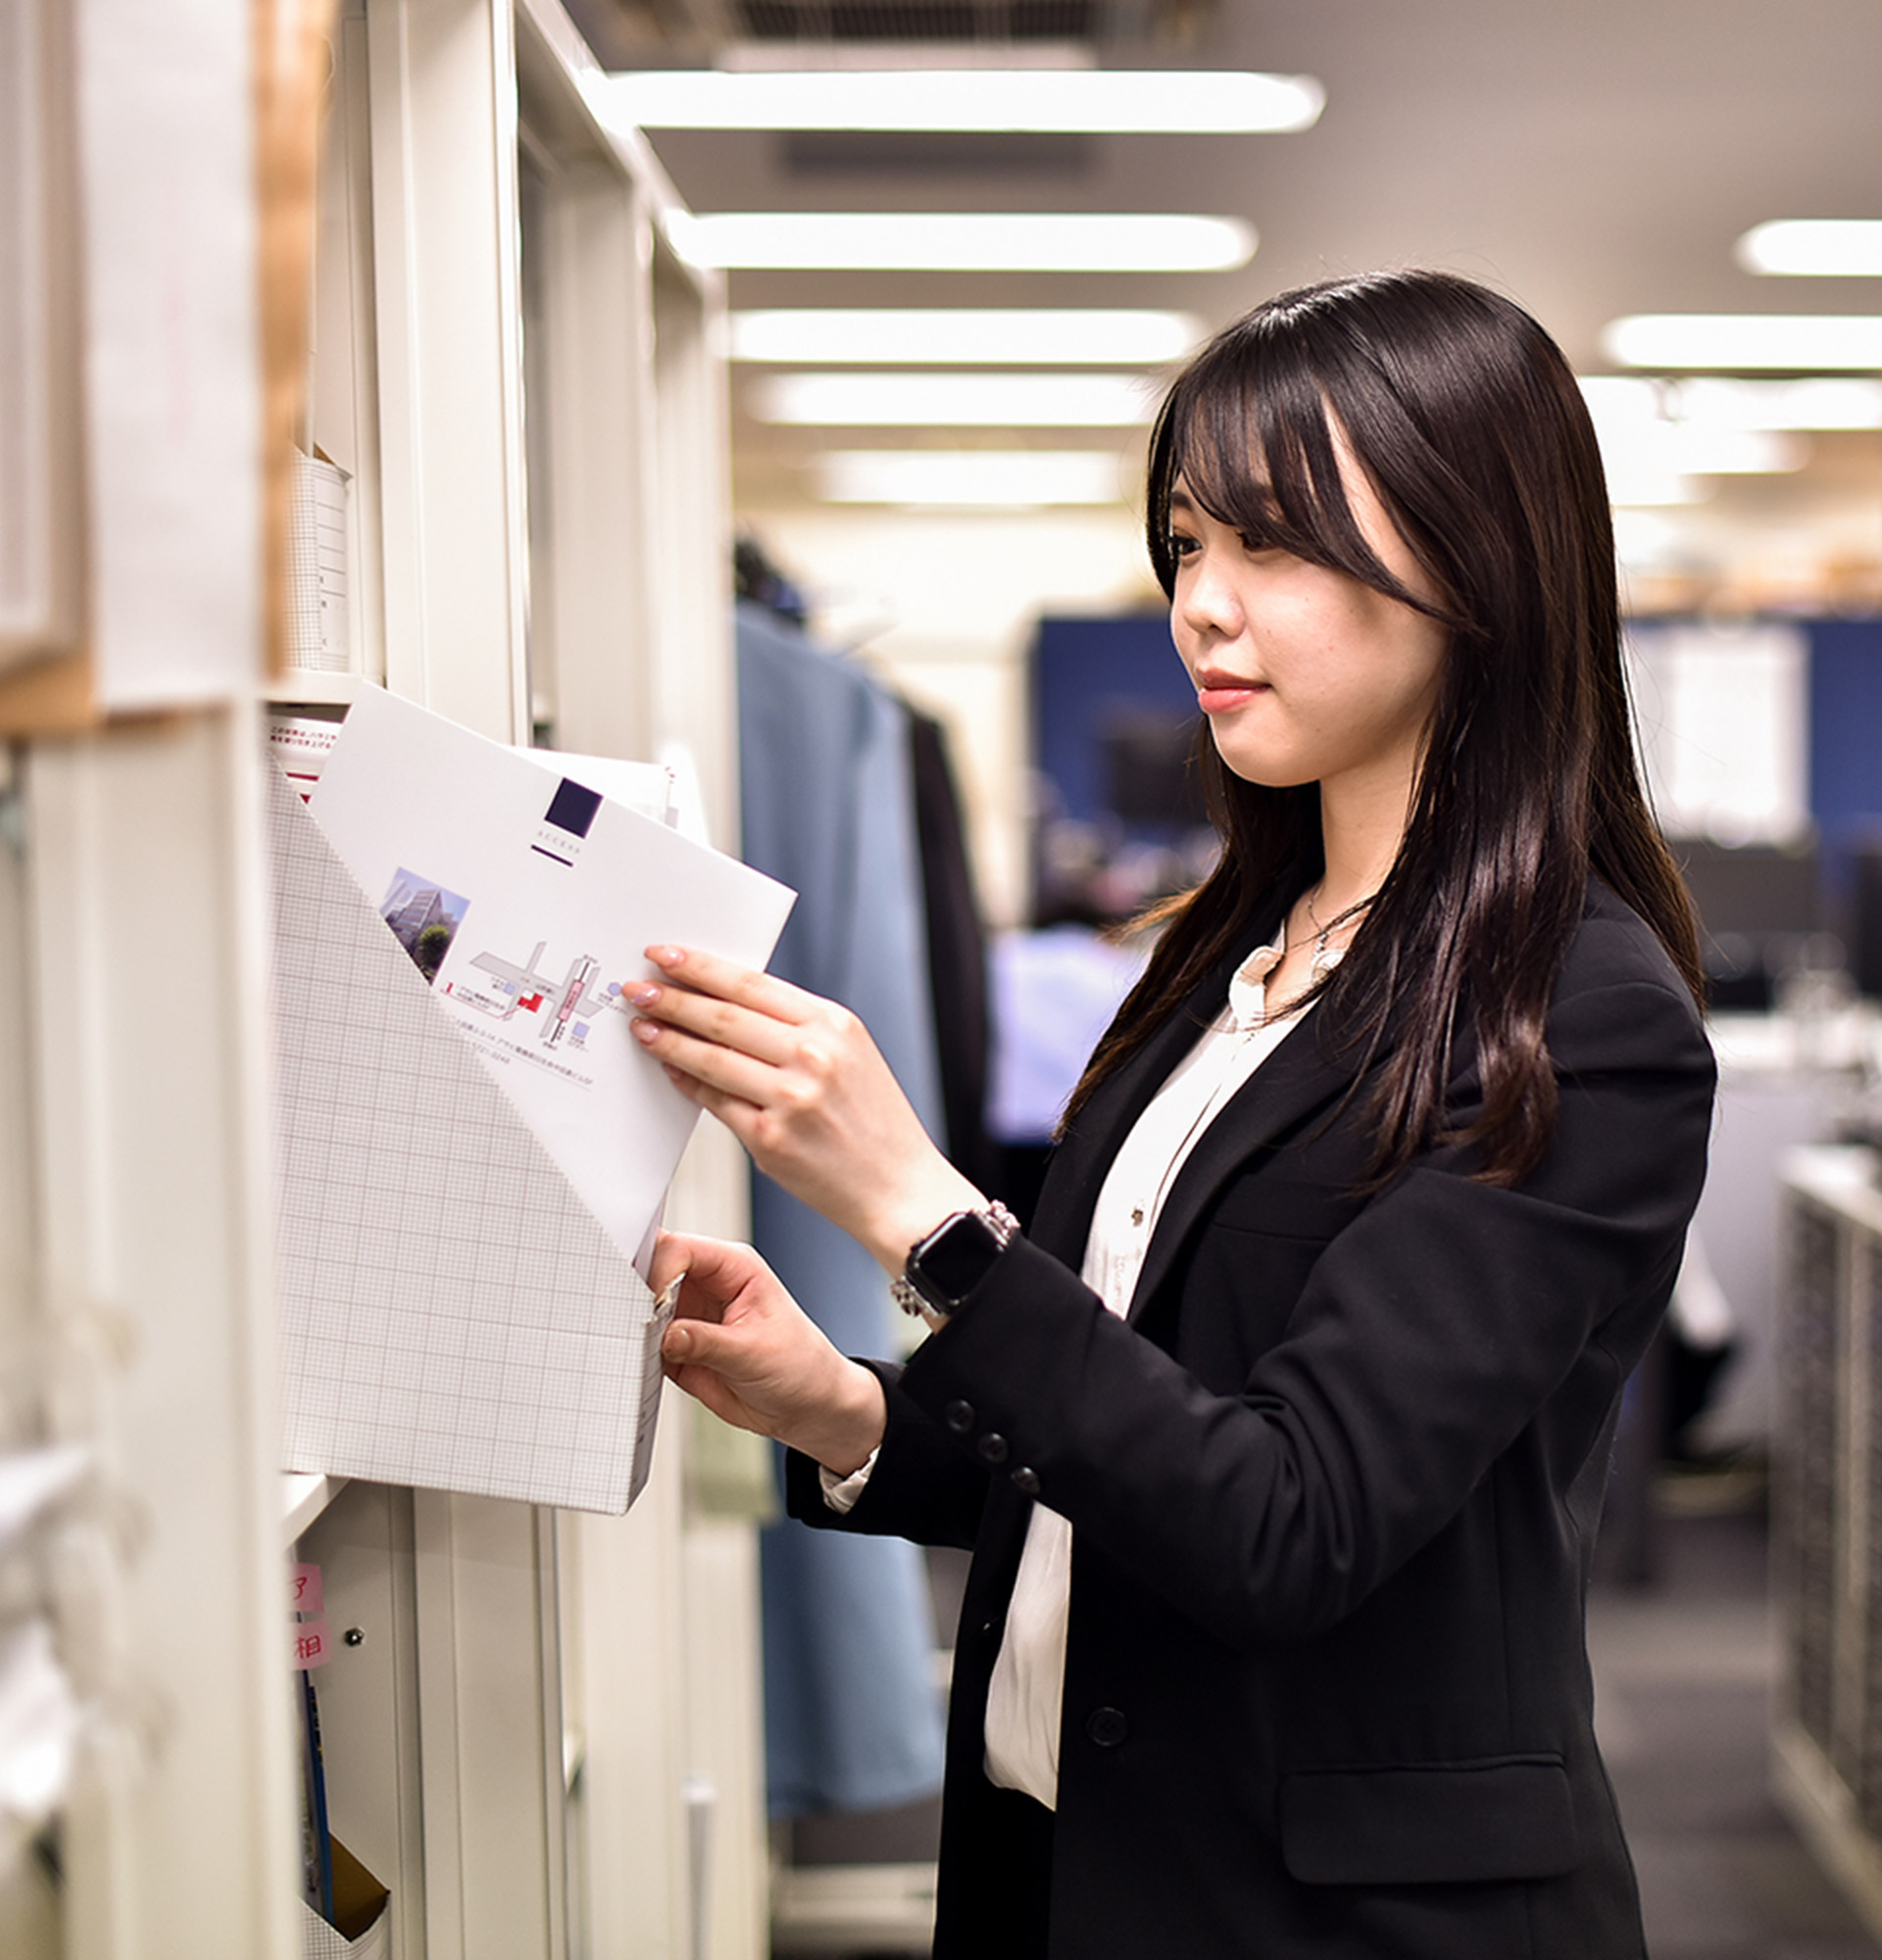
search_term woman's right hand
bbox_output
[651,1231,887,1476]
[628,946,984,1276]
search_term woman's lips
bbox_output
[1196,673,1263,713]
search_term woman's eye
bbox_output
[1167,532,1200,560]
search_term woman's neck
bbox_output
[1314,766,1415,915]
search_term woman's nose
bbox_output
[1177,552,1242,640]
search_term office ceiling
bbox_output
[569,0,1882,550]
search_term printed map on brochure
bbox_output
[306,685,795,1270]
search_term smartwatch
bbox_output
[892,1201,1019,1322]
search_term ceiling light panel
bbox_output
[815,449,1123,505]
[1580,373,1882,431]
[1676,376,1882,429]
[604,67,1324,133]
[670,211,1256,271]
[754,370,1159,424]
[1602,314,1882,369]
[1605,468,1706,508]
[1581,384,1807,476]
[1736,220,1882,277]
[727,308,1203,365]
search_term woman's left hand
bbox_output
[650,1231,887,1474]
[628,946,982,1272]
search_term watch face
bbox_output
[916,1211,1003,1308]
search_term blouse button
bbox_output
[1130,1206,1144,1227]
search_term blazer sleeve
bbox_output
[867,966,1715,1650]
[785,1356,995,1552]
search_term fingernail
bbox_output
[625,983,660,1006]
[663,1323,691,1359]
[631,1018,661,1045]
[646,945,684,969]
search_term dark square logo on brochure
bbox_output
[534,778,603,866]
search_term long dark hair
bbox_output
[1064,270,1703,1187]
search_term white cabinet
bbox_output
[1,1,763,1954]
[288,7,763,1957]
[1772,1147,1882,1942]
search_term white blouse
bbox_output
[825,925,1337,1811]
[982,933,1326,1809]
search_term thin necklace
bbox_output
[1304,886,1375,965]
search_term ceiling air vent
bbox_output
[733,2,1105,39]
[562,0,1213,65]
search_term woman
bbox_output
[627,270,1715,1958]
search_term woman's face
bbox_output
[1167,444,1449,806]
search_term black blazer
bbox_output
[789,879,1715,1960]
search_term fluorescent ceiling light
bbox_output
[604,68,1324,134]
[1580,373,1882,431]
[816,450,1123,506]
[1677,375,1882,428]
[1579,376,1808,498]
[728,308,1204,366]
[1737,220,1882,276]
[1641,427,1808,473]
[670,212,1256,272]
[1604,467,1708,508]
[1578,376,1661,425]
[1580,378,1808,466]
[755,370,1159,426]
[1602,314,1882,369]
[1611,510,1685,559]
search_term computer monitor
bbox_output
[1669,837,1821,1010]
[1851,843,1882,1001]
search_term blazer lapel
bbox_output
[1123,1011,1359,1323]
[1028,994,1211,1265]
[1027,892,1294,1270]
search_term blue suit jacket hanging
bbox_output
[736,602,948,1814]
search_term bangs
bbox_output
[1146,314,1452,622]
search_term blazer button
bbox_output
[944,1399,975,1433]
[977,1433,1010,1465]
[1085,1707,1129,1749]
[1010,1466,1041,1496]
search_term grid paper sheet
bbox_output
[268,762,666,1513]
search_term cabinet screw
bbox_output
[343,1628,366,1646]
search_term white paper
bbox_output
[0,1618,79,1866]
[269,713,342,801]
[268,710,677,825]
[0,1445,89,1550]
[307,686,794,1268]
[530,751,677,828]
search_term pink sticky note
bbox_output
[295,1620,331,1669]
[291,1562,322,1615]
